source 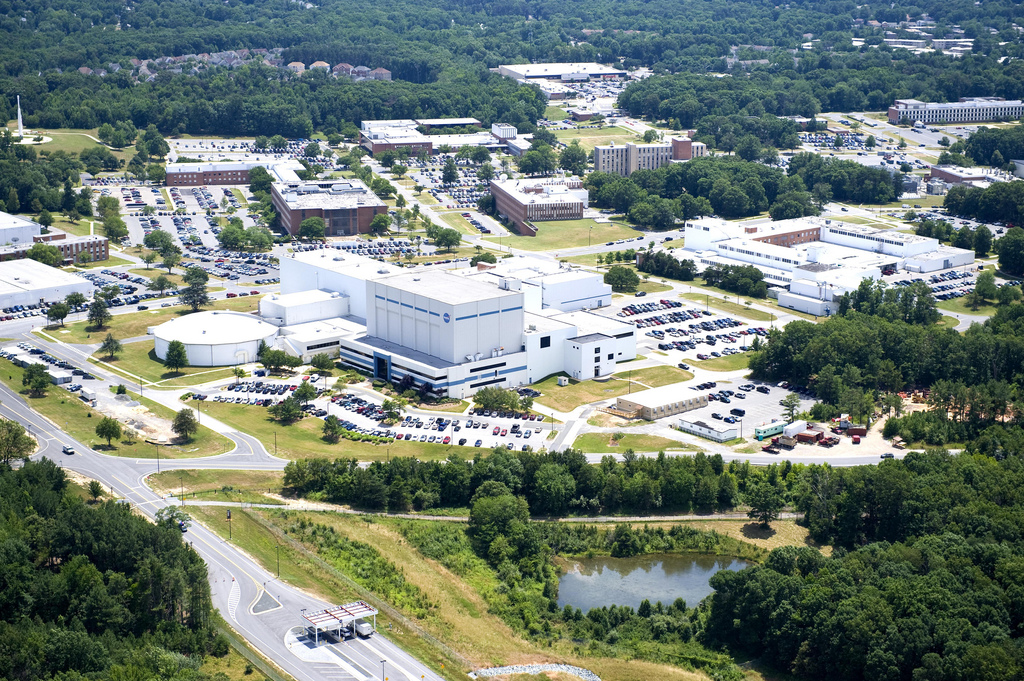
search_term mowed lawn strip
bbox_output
[148,469,284,504]
[573,432,698,453]
[692,352,751,372]
[94,339,239,386]
[534,366,692,412]
[679,293,774,322]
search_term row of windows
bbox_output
[307,340,340,351]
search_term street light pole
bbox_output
[156,443,160,473]
[179,474,184,507]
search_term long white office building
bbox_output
[888,97,1024,124]
[677,217,975,315]
[260,250,635,397]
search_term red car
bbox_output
[250,290,259,295]
[442,436,451,445]
[492,426,500,435]
[500,428,508,437]
[226,292,237,298]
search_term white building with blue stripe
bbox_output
[264,249,635,398]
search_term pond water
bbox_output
[556,554,750,612]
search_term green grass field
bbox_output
[438,211,481,236]
[485,219,642,252]
[692,352,751,372]
[194,400,470,461]
[937,315,960,330]
[552,126,638,151]
[680,293,774,321]
[572,432,697,453]
[66,253,135,270]
[533,365,692,412]
[544,106,569,121]
[0,358,229,458]
[96,339,240,387]
[936,296,999,316]
[39,295,264,345]
[149,469,285,504]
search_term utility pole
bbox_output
[179,474,184,507]
[227,509,231,540]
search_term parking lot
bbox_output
[681,380,817,435]
[198,379,552,452]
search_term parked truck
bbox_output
[353,620,373,638]
[773,435,797,450]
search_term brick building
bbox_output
[270,180,387,237]
[489,177,588,235]
[166,162,252,186]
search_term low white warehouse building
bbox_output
[151,311,278,367]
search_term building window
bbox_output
[607,354,613,360]
[594,347,601,354]
[594,356,600,363]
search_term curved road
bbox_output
[0,383,443,681]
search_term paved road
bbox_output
[0,382,443,681]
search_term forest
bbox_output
[4,0,1024,140]
[704,450,1024,680]
[0,459,225,681]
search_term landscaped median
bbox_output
[148,469,285,504]
[679,292,775,322]
[572,432,698,454]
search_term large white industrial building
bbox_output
[677,217,975,316]
[0,259,93,308]
[259,250,635,397]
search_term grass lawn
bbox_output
[45,216,96,238]
[680,293,774,322]
[129,268,188,288]
[534,366,692,412]
[544,106,569,121]
[39,295,264,345]
[66,253,135,270]
[552,126,638,152]
[485,219,641,252]
[438,211,482,236]
[149,469,285,504]
[126,390,232,457]
[936,296,999,316]
[692,352,751,372]
[937,315,960,330]
[573,432,697,453]
[230,188,248,206]
[96,340,240,387]
[0,358,226,458]
[636,280,673,294]
[194,400,463,461]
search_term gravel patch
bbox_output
[471,663,601,681]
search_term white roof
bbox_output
[265,289,345,306]
[374,269,521,305]
[549,309,632,336]
[288,250,403,280]
[0,259,90,295]
[152,311,277,345]
[500,62,625,78]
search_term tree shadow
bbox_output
[741,522,777,541]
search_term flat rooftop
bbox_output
[0,259,89,294]
[374,269,521,305]
[491,178,586,205]
[499,62,626,79]
[287,250,403,280]
[550,309,632,335]
[273,180,386,211]
[0,211,40,231]
[415,118,481,127]
[823,221,933,245]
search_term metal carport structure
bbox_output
[302,601,378,644]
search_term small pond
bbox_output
[556,554,750,612]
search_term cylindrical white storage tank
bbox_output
[152,311,279,367]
